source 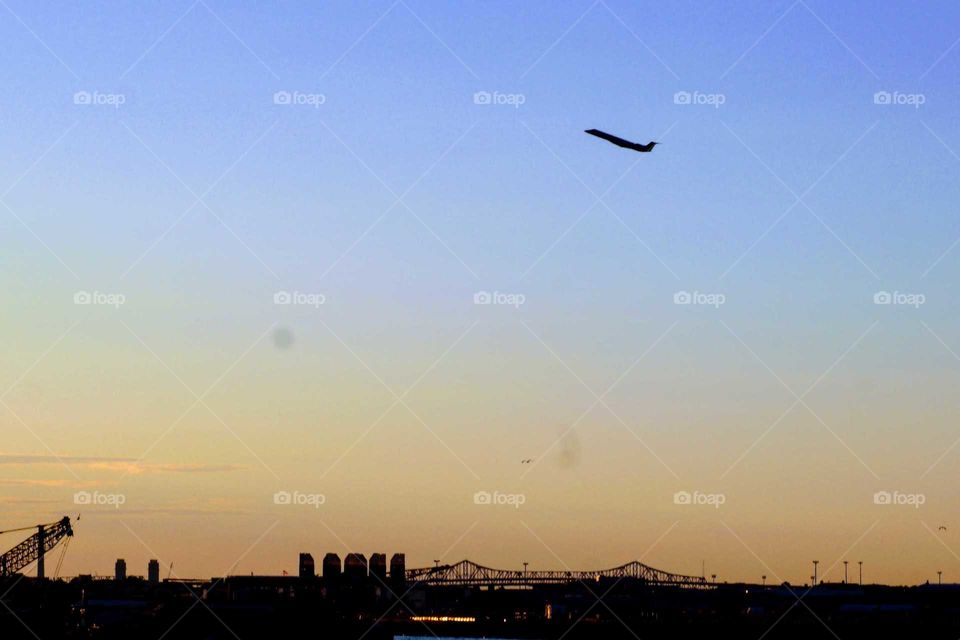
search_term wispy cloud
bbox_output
[88,462,245,475]
[0,453,136,465]
[0,454,244,475]
[0,496,62,504]
[96,506,250,517]
[0,478,73,487]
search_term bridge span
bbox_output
[406,559,710,589]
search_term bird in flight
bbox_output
[585,129,659,153]
[939,525,948,531]
[521,459,533,464]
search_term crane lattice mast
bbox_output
[0,517,73,578]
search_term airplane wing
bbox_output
[585,129,635,148]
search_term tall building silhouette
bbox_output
[299,553,315,579]
[390,553,406,587]
[115,559,126,581]
[148,559,160,584]
[323,553,341,580]
[344,553,367,579]
[369,553,387,581]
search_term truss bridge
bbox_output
[406,559,710,589]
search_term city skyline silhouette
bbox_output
[2,1,960,606]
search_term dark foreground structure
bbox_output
[3,562,960,639]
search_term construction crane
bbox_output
[0,517,74,579]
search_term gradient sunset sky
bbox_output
[2,0,960,586]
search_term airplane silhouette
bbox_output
[585,129,659,153]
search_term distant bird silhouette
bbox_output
[585,129,659,153]
[939,525,948,531]
[521,459,533,464]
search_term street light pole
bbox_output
[858,561,863,586]
[813,560,819,586]
[843,561,848,584]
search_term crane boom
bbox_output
[0,517,73,578]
